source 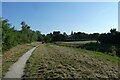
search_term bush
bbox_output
[78,42,119,57]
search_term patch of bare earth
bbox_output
[23,44,118,79]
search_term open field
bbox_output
[2,2,120,79]
[55,40,96,48]
[2,42,40,77]
[55,41,120,57]
[23,43,119,79]
[56,41,96,44]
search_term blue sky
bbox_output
[2,2,118,34]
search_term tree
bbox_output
[44,34,52,43]
[71,31,73,35]
[2,19,44,52]
[63,32,68,40]
[98,28,120,44]
[110,28,116,35]
[2,19,16,51]
[36,31,43,41]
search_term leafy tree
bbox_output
[98,28,120,44]
[44,34,52,43]
[2,19,16,51]
[2,19,43,52]
[36,31,43,41]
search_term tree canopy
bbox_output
[2,18,120,53]
[2,19,43,52]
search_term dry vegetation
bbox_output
[55,41,96,48]
[2,42,40,77]
[23,43,119,79]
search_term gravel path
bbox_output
[4,47,37,78]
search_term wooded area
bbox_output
[2,19,43,52]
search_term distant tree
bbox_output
[36,31,43,41]
[98,28,120,44]
[89,33,99,40]
[52,31,61,41]
[71,31,73,35]
[44,34,52,43]
[63,32,68,40]
[110,28,116,35]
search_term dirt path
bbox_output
[4,47,37,78]
[23,44,118,78]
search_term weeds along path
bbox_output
[2,43,37,77]
[4,47,37,78]
[23,44,118,78]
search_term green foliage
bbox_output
[44,31,100,42]
[20,21,37,43]
[2,18,120,58]
[98,28,120,44]
[43,31,68,43]
[78,48,119,62]
[44,34,52,43]
[68,32,99,41]
[2,19,15,51]
[36,31,43,41]
[2,19,43,52]
[76,42,120,57]
[110,46,116,56]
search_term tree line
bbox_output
[44,29,120,44]
[98,29,120,44]
[2,18,120,53]
[2,19,43,52]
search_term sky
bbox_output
[2,0,120,2]
[2,2,118,34]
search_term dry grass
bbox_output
[2,42,40,77]
[57,41,96,44]
[23,43,118,79]
[55,40,96,48]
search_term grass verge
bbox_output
[2,42,40,77]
